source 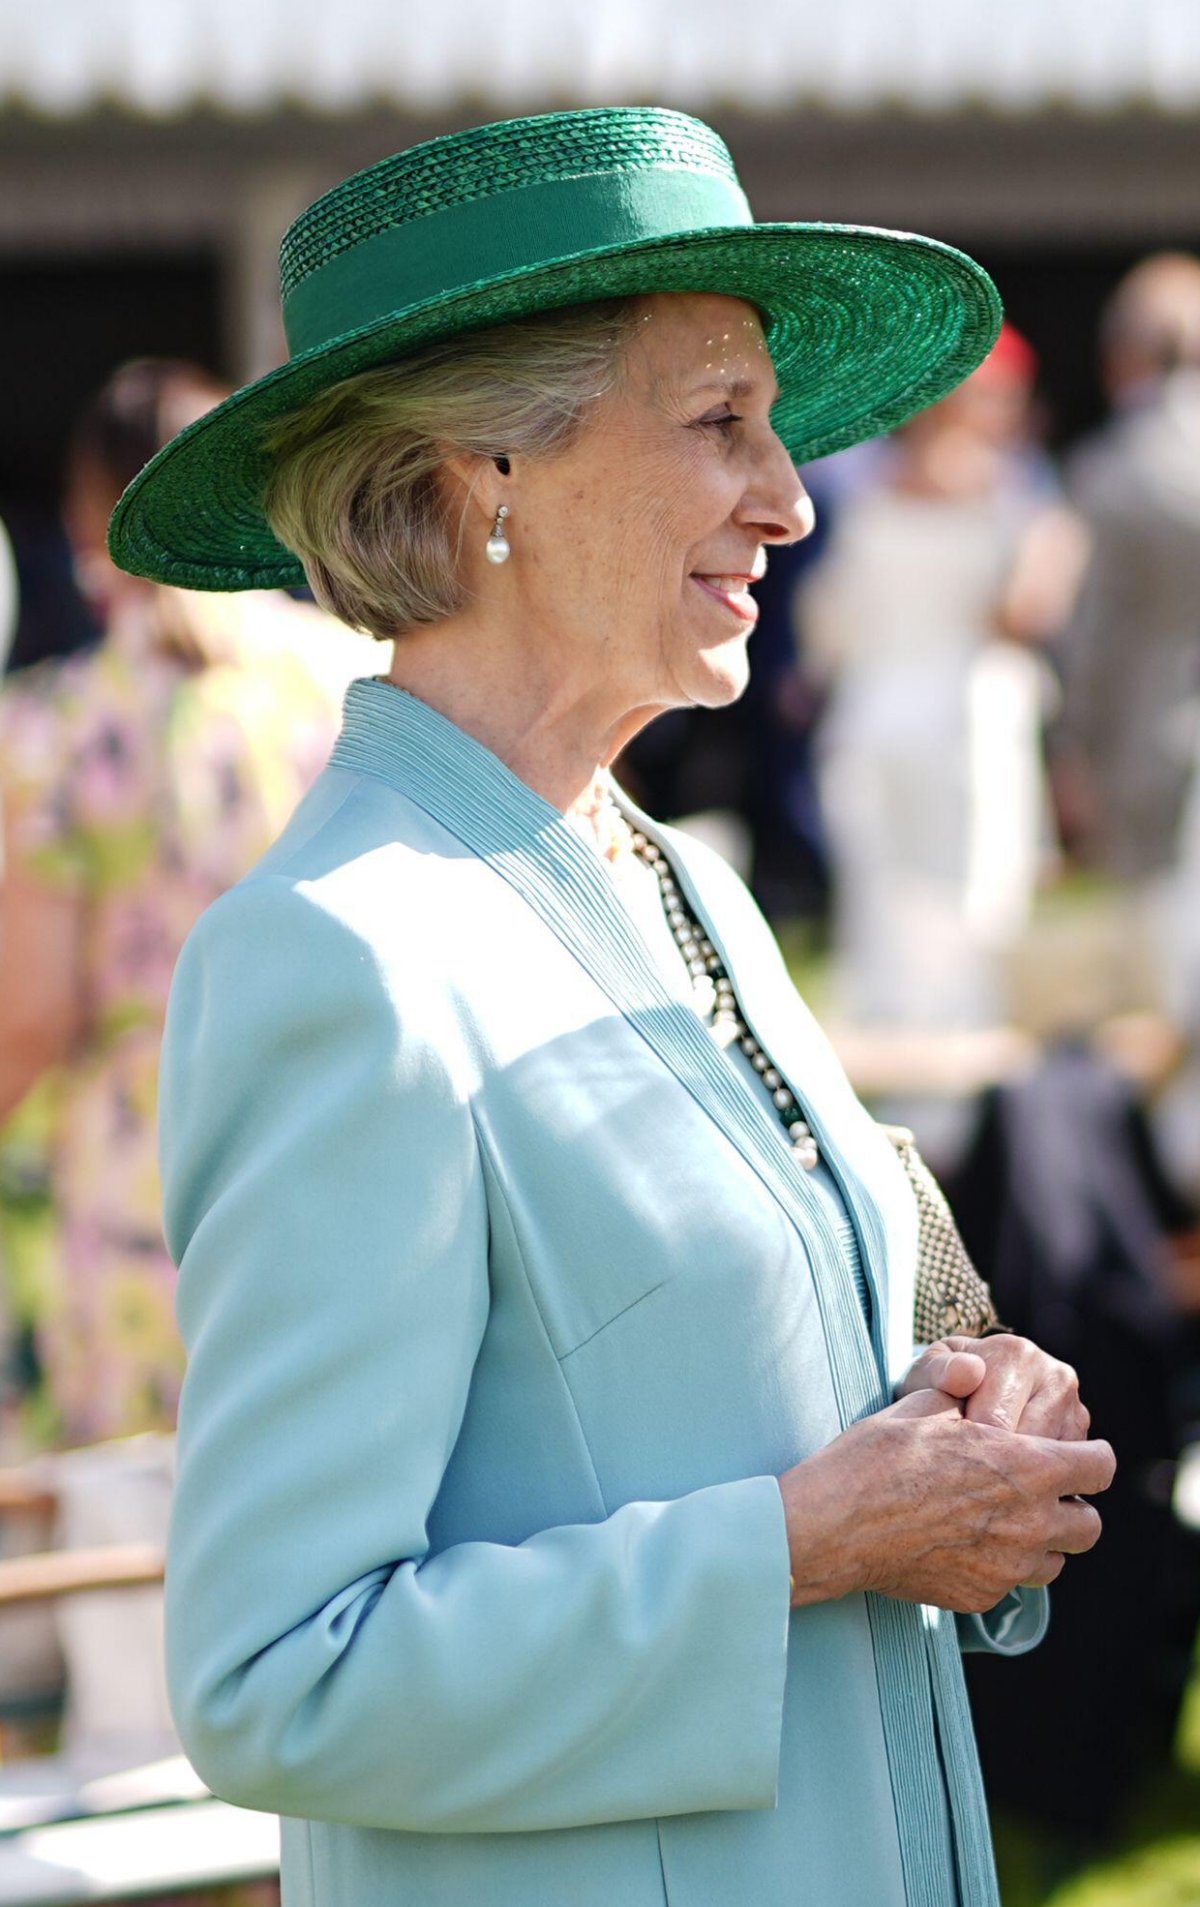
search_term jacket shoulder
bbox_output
[189,763,481,960]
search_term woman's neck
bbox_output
[383,611,661,815]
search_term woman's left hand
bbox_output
[898,1336,1090,1442]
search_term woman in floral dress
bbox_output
[0,360,374,1446]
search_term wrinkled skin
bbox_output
[387,291,814,811]
[899,1333,1092,1441]
[781,1339,1113,1612]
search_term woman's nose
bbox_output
[738,438,816,546]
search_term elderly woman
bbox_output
[110,109,1113,1907]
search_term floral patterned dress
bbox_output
[0,591,366,1446]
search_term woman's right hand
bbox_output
[778,1388,1116,1614]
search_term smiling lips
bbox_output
[690,571,762,623]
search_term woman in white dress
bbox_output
[803,326,1084,1033]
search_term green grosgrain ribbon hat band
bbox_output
[108,106,1003,592]
[283,165,755,358]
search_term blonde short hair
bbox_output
[263,298,642,640]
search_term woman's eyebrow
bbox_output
[689,375,782,406]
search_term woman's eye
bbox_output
[698,411,742,432]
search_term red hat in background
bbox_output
[975,321,1038,385]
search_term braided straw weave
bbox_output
[280,113,738,300]
[880,1125,1001,1343]
[109,106,1002,593]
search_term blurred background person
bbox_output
[0,358,377,1454]
[1053,255,1200,1207]
[1055,253,1200,936]
[799,327,1086,1053]
[1162,750,1200,1202]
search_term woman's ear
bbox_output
[440,449,509,525]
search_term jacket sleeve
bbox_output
[957,1588,1049,1656]
[160,876,792,1834]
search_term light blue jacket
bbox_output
[161,678,1046,1907]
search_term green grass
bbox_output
[1047,1838,1200,1907]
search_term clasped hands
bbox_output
[898,1332,1091,1441]
[779,1333,1115,1614]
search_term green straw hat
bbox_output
[108,106,1002,592]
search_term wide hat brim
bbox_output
[109,220,1001,592]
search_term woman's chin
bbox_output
[689,642,752,709]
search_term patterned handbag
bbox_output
[879,1124,1003,1343]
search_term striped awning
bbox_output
[4,0,1200,119]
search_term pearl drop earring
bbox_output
[485,504,511,565]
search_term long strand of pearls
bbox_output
[595,795,820,1171]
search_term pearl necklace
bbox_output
[566,774,637,864]
[592,789,820,1171]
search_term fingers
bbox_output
[846,1389,1109,1609]
[948,1335,1090,1444]
[899,1347,987,1400]
[1007,1362,1090,1441]
[1058,1399,1092,1443]
[888,1385,967,1421]
[988,1382,1081,1441]
[1017,1500,1103,1592]
[929,1350,989,1398]
[1031,1434,1117,1499]
[1048,1495,1104,1556]
[1020,1552,1067,1590]
[960,1351,1038,1434]
[1043,1393,1091,1442]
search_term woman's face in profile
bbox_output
[510,291,814,719]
